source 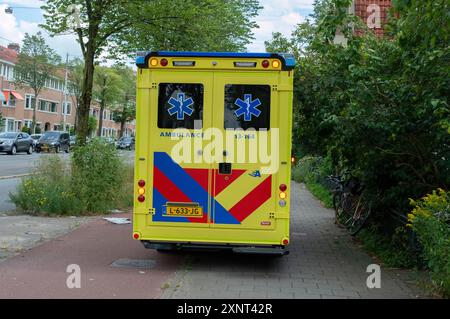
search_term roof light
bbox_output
[262,60,270,68]
[272,60,280,68]
[234,62,257,68]
[173,61,195,66]
[160,58,168,66]
[150,58,158,66]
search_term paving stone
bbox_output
[162,182,430,299]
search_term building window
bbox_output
[4,94,16,107]
[38,99,58,113]
[63,102,71,115]
[6,119,15,132]
[24,120,33,128]
[25,94,36,109]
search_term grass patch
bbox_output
[306,182,333,208]
[356,227,417,268]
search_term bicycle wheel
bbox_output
[336,193,354,227]
[333,191,343,224]
[347,198,371,236]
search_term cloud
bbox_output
[247,0,312,52]
[0,3,82,59]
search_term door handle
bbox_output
[218,162,232,175]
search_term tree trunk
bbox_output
[97,100,105,137]
[120,119,125,138]
[77,49,95,145]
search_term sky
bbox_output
[0,0,314,63]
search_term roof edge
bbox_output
[136,51,295,70]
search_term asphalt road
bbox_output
[0,178,19,213]
[0,153,70,178]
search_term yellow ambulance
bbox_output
[133,52,295,255]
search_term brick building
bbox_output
[334,0,392,44]
[0,43,135,138]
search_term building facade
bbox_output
[0,44,135,138]
[334,0,392,45]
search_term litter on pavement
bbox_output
[103,217,131,225]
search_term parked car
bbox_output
[98,136,116,146]
[116,136,135,150]
[35,131,70,153]
[30,134,43,150]
[0,132,34,155]
[69,135,76,147]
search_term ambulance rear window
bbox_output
[224,84,271,130]
[158,83,204,129]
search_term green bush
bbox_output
[10,138,132,215]
[21,126,30,134]
[9,156,83,215]
[408,189,450,297]
[71,138,126,213]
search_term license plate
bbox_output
[165,205,203,217]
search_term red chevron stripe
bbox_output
[185,168,209,192]
[228,176,272,222]
[153,166,208,223]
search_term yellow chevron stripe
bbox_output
[214,172,268,210]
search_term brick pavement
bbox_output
[161,182,429,299]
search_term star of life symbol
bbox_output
[168,93,194,120]
[234,94,262,122]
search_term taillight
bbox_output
[137,179,146,202]
[279,184,287,200]
[262,60,269,68]
[160,58,168,66]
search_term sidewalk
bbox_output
[161,182,430,299]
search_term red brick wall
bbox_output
[354,0,392,37]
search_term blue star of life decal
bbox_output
[167,93,194,120]
[234,94,262,122]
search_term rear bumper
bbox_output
[141,240,289,255]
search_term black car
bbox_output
[0,132,34,155]
[116,136,135,150]
[35,131,70,153]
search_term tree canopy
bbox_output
[265,0,450,217]
[40,0,262,144]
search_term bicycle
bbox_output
[327,172,371,236]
